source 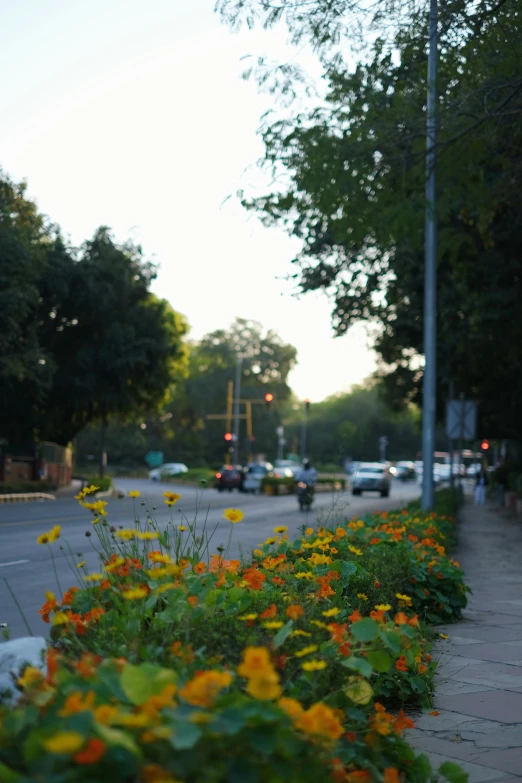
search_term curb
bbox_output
[0,493,56,504]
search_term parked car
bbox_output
[272,466,295,479]
[351,463,391,497]
[215,465,244,492]
[243,463,273,494]
[273,460,298,477]
[149,463,188,481]
[395,461,416,481]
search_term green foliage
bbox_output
[0,480,56,494]
[0,173,188,449]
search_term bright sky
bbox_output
[0,0,376,401]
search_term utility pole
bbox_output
[233,354,242,465]
[300,399,310,460]
[421,0,438,510]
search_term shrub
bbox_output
[0,480,56,494]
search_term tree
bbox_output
[217,1,522,440]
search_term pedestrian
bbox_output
[474,467,488,505]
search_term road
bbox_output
[0,478,420,640]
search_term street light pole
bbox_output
[300,403,308,460]
[233,354,242,465]
[421,0,438,510]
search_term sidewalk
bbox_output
[407,500,522,782]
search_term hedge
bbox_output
[0,480,56,495]
[0,487,468,783]
[261,476,347,495]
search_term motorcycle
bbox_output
[297,481,314,512]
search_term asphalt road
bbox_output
[0,477,420,640]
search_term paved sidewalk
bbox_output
[407,501,522,782]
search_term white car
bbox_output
[243,463,273,494]
[351,463,391,497]
[149,463,188,481]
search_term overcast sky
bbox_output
[1,0,377,400]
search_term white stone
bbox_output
[0,637,47,703]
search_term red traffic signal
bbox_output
[265,392,274,408]
[481,440,490,450]
[224,433,233,442]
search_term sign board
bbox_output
[446,400,476,440]
[276,426,284,437]
[145,451,163,468]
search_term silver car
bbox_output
[351,463,391,497]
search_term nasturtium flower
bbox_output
[305,527,314,536]
[129,491,140,498]
[74,738,106,765]
[194,562,206,574]
[180,670,232,707]
[278,696,304,719]
[44,732,84,754]
[286,604,304,621]
[223,508,244,523]
[301,660,327,672]
[295,702,343,741]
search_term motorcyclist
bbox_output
[296,459,317,486]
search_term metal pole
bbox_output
[421,0,438,510]
[300,404,308,460]
[233,355,242,465]
[448,380,455,492]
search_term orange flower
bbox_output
[395,656,408,672]
[370,609,386,623]
[345,731,357,742]
[242,567,266,590]
[180,670,232,708]
[259,604,277,620]
[429,710,439,716]
[73,738,106,764]
[46,648,58,684]
[272,576,285,585]
[295,702,344,741]
[286,605,304,621]
[394,709,415,733]
[346,771,372,782]
[394,612,409,625]
[339,641,351,657]
[369,538,381,545]
[348,610,362,623]
[194,562,206,574]
[38,592,58,623]
[383,769,400,783]
[61,587,79,606]
[75,653,102,678]
[327,622,347,643]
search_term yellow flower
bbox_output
[348,546,363,556]
[246,674,282,701]
[290,630,311,638]
[83,573,105,582]
[310,620,329,630]
[37,533,50,545]
[52,612,69,626]
[123,587,148,600]
[17,666,44,689]
[44,732,84,754]
[439,633,449,639]
[129,491,141,498]
[163,491,181,506]
[91,517,100,525]
[295,702,343,741]
[294,645,318,658]
[357,593,368,600]
[180,670,232,707]
[178,526,187,532]
[301,660,327,672]
[375,604,392,611]
[263,621,283,629]
[322,608,341,617]
[77,561,86,568]
[308,553,332,566]
[395,593,412,605]
[155,583,177,594]
[264,537,277,545]
[82,499,108,517]
[136,531,159,540]
[253,549,263,557]
[295,571,314,580]
[49,525,61,542]
[223,508,244,524]
[335,527,347,538]
[238,613,258,621]
[305,527,314,536]
[116,530,137,540]
[278,697,304,720]
[274,525,288,534]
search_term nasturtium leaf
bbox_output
[351,618,379,642]
[344,676,373,705]
[380,629,402,654]
[169,720,202,750]
[340,656,373,678]
[439,761,469,783]
[97,724,140,755]
[120,663,176,705]
[367,650,393,672]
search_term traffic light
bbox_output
[305,398,311,411]
[224,432,233,442]
[481,439,490,450]
[265,392,274,409]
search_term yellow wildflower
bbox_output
[44,732,84,754]
[17,666,44,689]
[37,533,50,545]
[262,621,283,629]
[335,527,346,538]
[294,645,318,658]
[155,583,177,594]
[375,604,392,612]
[264,537,277,545]
[83,573,105,582]
[440,633,449,639]
[123,587,148,600]
[224,508,244,523]
[136,531,159,540]
[357,593,368,600]
[238,613,258,621]
[290,630,311,638]
[305,527,314,536]
[310,620,329,630]
[253,549,263,557]
[295,571,314,580]
[129,491,141,498]
[52,612,69,626]
[322,608,341,617]
[274,525,288,534]
[163,491,182,506]
[395,593,412,606]
[180,670,232,707]
[301,660,327,672]
[178,526,187,532]
[77,561,86,568]
[348,546,363,556]
[116,530,136,540]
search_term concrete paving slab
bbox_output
[435,688,522,722]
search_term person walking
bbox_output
[474,467,488,505]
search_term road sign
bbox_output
[446,400,476,440]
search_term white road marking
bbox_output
[0,559,30,568]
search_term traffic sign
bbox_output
[446,400,476,440]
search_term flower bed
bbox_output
[0,486,468,783]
